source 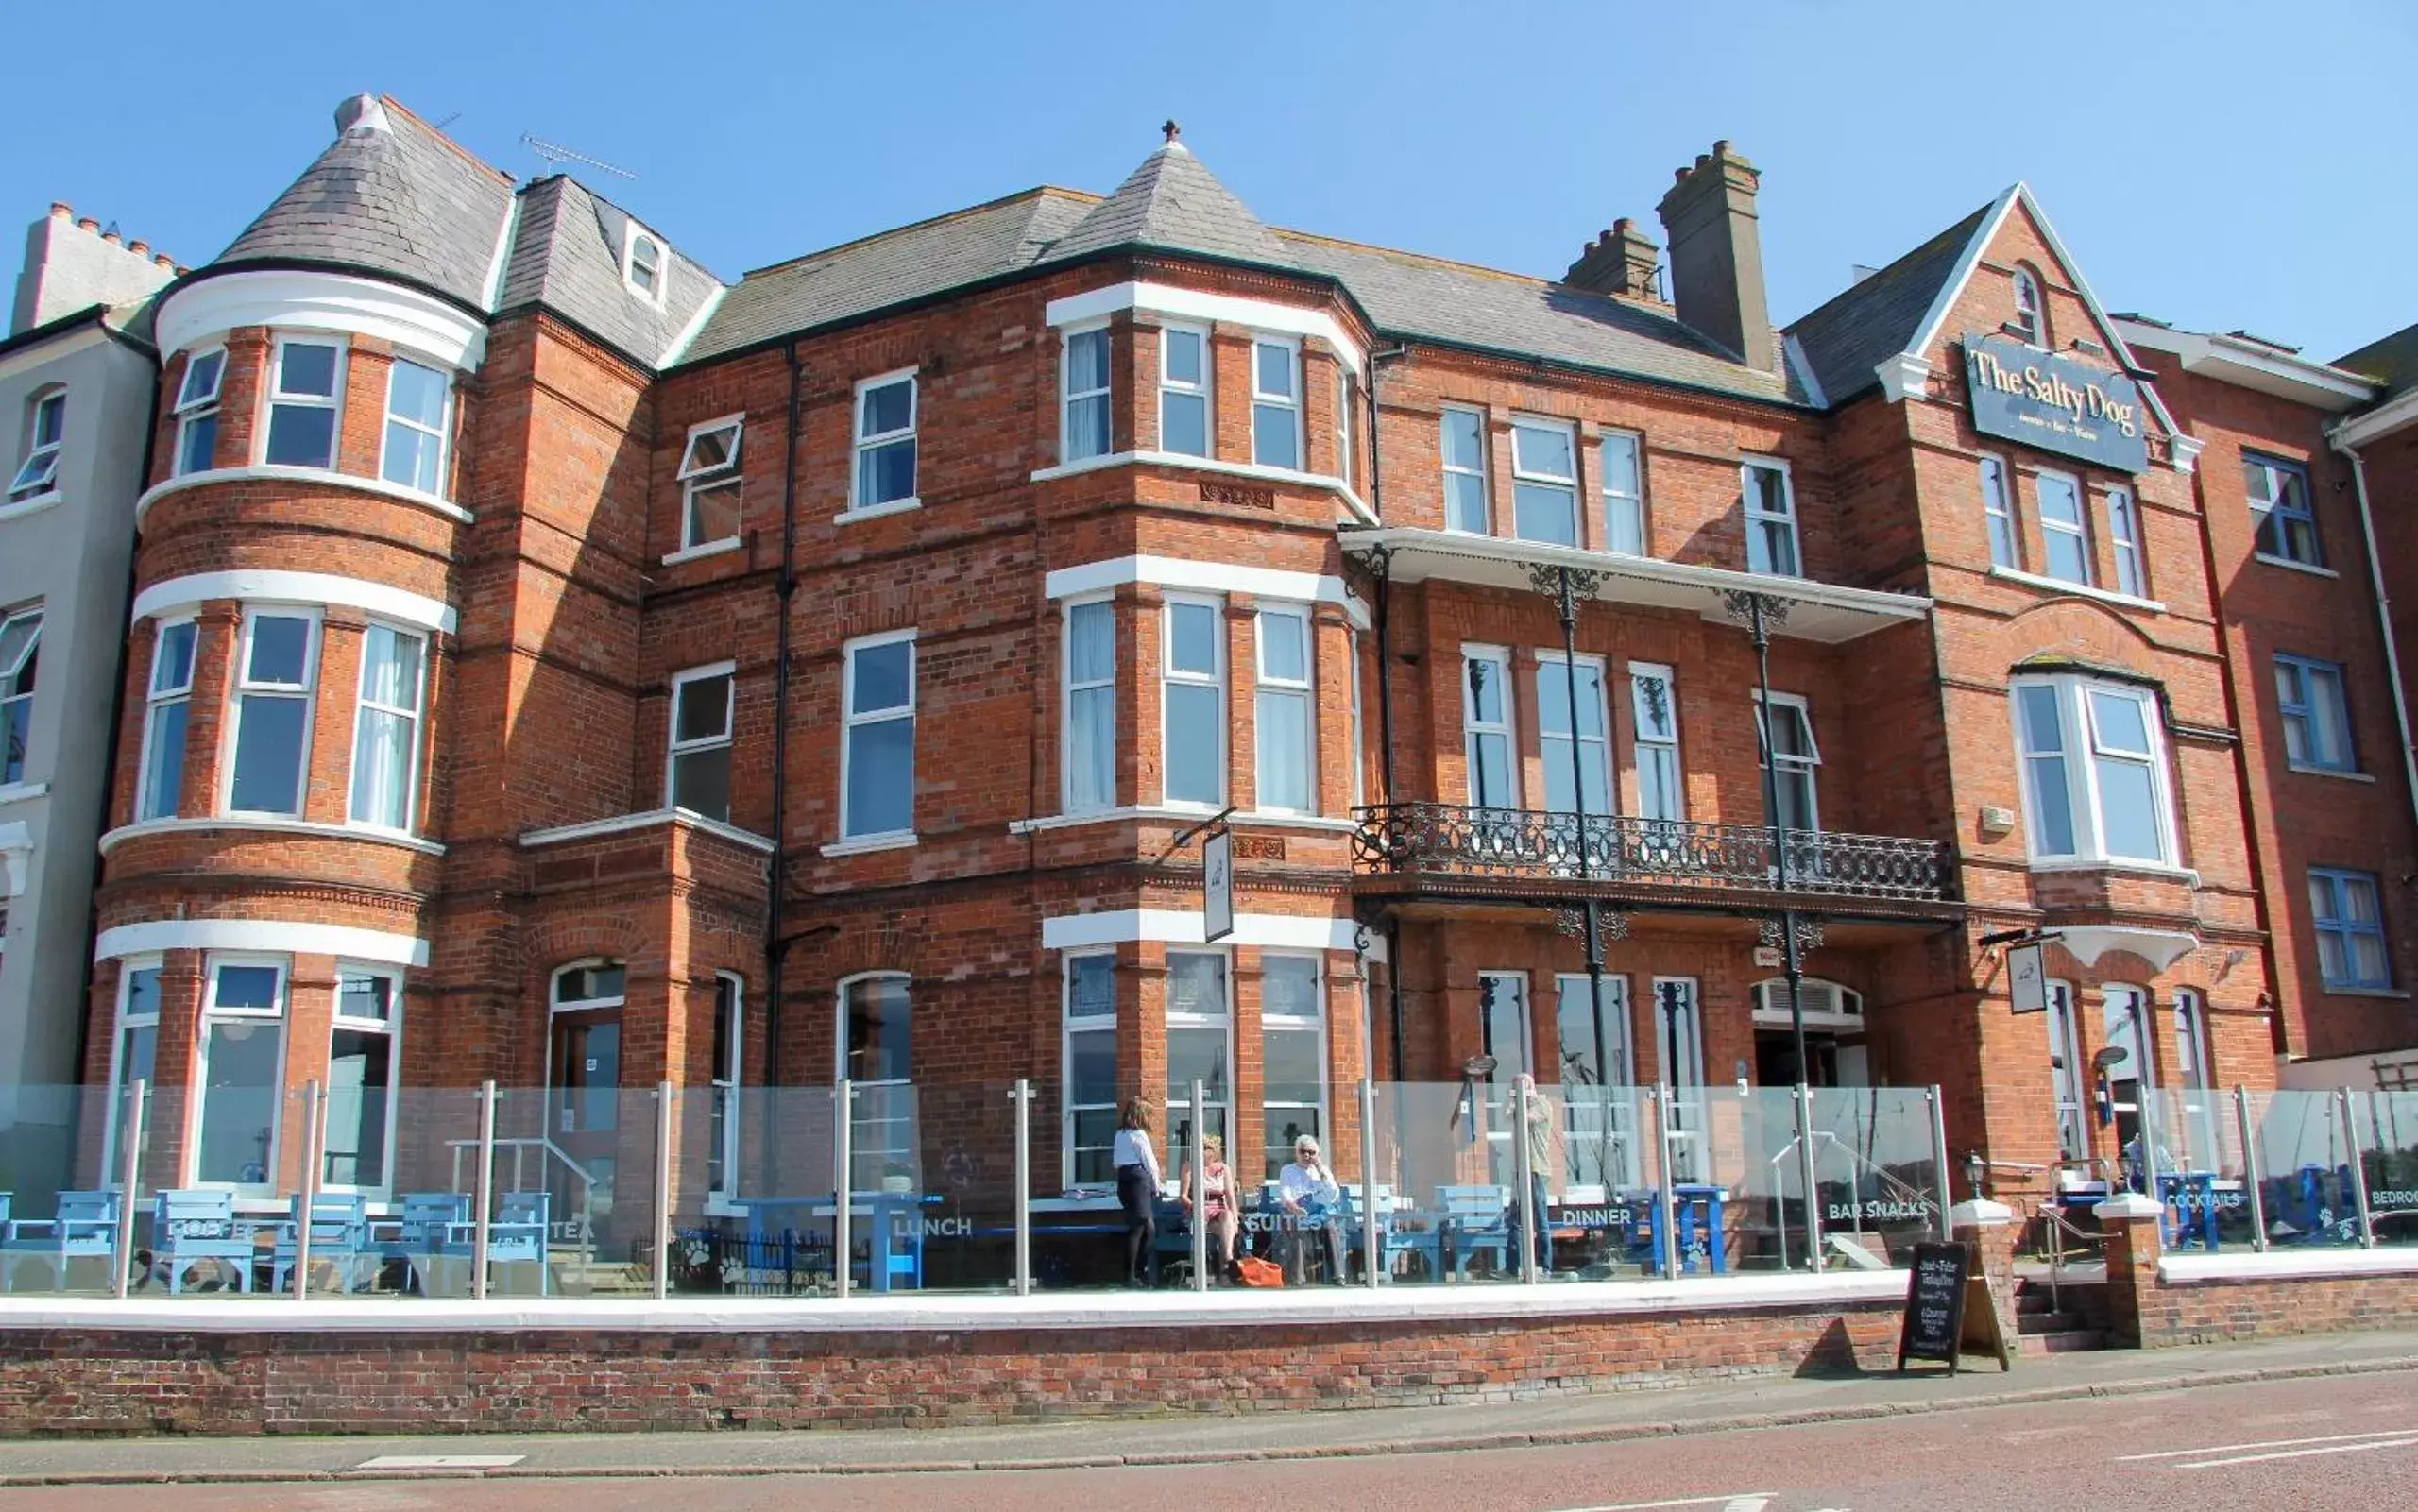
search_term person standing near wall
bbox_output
[1113,1097,1166,1287]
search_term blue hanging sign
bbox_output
[1963,332,2150,475]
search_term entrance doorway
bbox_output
[547,962,625,1246]
[1749,977,1869,1088]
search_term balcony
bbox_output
[1350,803,1959,915]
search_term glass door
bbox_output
[1557,974,1638,1193]
[1652,977,1705,1182]
[548,1009,622,1243]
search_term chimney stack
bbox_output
[1564,217,1664,302]
[1655,140,1777,373]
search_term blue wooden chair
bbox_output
[1437,1183,1510,1279]
[1337,1183,1397,1282]
[383,1191,469,1292]
[268,1191,373,1293]
[152,1189,256,1294]
[440,1190,550,1295]
[3,1189,120,1292]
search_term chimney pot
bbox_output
[49,202,72,220]
[157,254,176,270]
[1565,216,1665,303]
[101,229,121,245]
[334,93,393,137]
[76,217,99,233]
[129,240,149,257]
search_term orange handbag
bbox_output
[1235,1255,1285,1287]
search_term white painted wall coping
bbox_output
[0,1270,1908,1335]
[1950,1198,2016,1230]
[2160,1249,2418,1285]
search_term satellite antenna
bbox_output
[519,133,638,180]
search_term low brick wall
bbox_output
[0,1294,1904,1436]
[2103,1208,2418,1348]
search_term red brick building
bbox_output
[80,99,2416,1244]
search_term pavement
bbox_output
[4,1327,2417,1487]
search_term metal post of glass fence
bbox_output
[1652,1086,1678,1281]
[1795,1081,1822,1272]
[2235,1086,2267,1253]
[1359,1078,1382,1290]
[1011,1080,1032,1297]
[1927,1086,1953,1243]
[111,1079,145,1299]
[834,1079,854,1299]
[1189,1079,1209,1293]
[1513,1079,1540,1284]
[653,1080,673,1300]
[2342,1087,2376,1249]
[473,1079,496,1301]
[292,1079,323,1300]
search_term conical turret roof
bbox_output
[1044,127,1293,270]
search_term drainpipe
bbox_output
[764,343,804,1079]
[1365,344,1409,1079]
[2337,442,2418,837]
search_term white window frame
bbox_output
[2045,978,2088,1164]
[1555,971,1639,1194]
[1249,335,1302,470]
[1161,594,1226,809]
[1061,321,1112,464]
[2311,867,2392,991]
[1535,649,1611,820]
[138,620,198,823]
[347,620,428,834]
[2275,654,2357,773]
[1979,454,2019,569]
[1063,596,1116,814]
[2246,451,2323,568]
[173,348,226,477]
[709,971,743,1203]
[836,970,914,1187]
[2105,485,2145,598]
[675,413,745,552]
[1062,950,1119,1189]
[1742,455,1800,576]
[1258,950,1329,1181]
[1600,430,1645,555]
[190,954,290,1194]
[552,959,626,1013]
[841,631,916,841]
[1347,630,1365,810]
[1649,976,1706,1181]
[1752,689,1822,833]
[1253,603,1316,815]
[2009,674,2179,867]
[1440,405,1490,535]
[1157,322,1212,458]
[376,356,451,498]
[667,660,737,821]
[1461,644,1517,810]
[260,335,346,470]
[321,964,401,1197]
[222,606,321,819]
[623,225,668,305]
[2035,468,2092,586]
[0,607,39,789]
[1335,365,1356,491]
[101,957,163,1179]
[1164,947,1235,1154]
[9,388,64,501]
[848,368,920,514]
[1628,660,1683,823]
[2171,987,2220,1170]
[2012,265,2048,347]
[1509,416,1580,547]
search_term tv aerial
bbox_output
[520,134,637,180]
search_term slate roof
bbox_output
[496,176,721,367]
[2338,321,2418,402]
[1038,139,1295,270]
[1784,203,1992,406]
[214,95,517,312]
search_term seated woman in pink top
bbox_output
[1180,1134,1241,1280]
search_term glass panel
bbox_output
[1252,402,1299,469]
[1168,603,1218,675]
[671,747,732,821]
[849,643,911,715]
[2249,1090,2361,1247]
[1806,1087,1940,1269]
[1162,389,1208,457]
[1513,482,1578,545]
[1255,688,1309,810]
[276,343,338,398]
[196,1020,282,1187]
[668,1087,839,1297]
[1164,329,1202,385]
[2362,1092,2418,1248]
[246,617,312,686]
[856,438,916,505]
[1253,343,1295,399]
[860,379,912,437]
[1164,683,1220,805]
[229,695,307,814]
[844,716,913,834]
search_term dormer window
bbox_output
[624,229,666,303]
[2011,265,2048,347]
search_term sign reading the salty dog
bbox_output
[1963,332,2149,475]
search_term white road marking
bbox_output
[2118,1427,2418,1460]
[354,1453,528,1469]
[2180,1436,2418,1470]
[1545,1497,1774,1511]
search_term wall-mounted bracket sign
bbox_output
[1963,332,2150,475]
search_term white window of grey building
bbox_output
[1629,661,1683,823]
[667,662,735,823]
[173,348,225,476]
[1254,604,1314,813]
[851,370,918,511]
[1158,324,1210,457]
[225,609,318,817]
[1064,599,1115,813]
[1601,431,1644,554]
[1441,407,1489,534]
[1250,338,1301,469]
[676,416,744,551]
[263,338,343,469]
[1462,646,1515,809]
[842,633,915,839]
[1062,324,1112,463]
[1742,457,1799,576]
[9,389,64,501]
[138,620,196,821]
[348,623,426,832]
[1754,691,1820,832]
[1162,597,1224,807]
[0,609,37,788]
[379,358,450,496]
[1510,418,1579,547]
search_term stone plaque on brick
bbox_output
[1232,834,1286,861]
[1200,480,1277,510]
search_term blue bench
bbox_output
[269,1191,374,1293]
[439,1190,551,1294]
[3,1189,120,1292]
[152,1188,257,1294]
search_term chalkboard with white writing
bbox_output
[1896,1241,1969,1373]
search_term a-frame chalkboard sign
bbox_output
[1896,1240,2012,1373]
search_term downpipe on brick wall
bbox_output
[2333,440,2418,841]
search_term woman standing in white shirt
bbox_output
[1112,1097,1165,1287]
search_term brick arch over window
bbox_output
[824,922,924,983]
[512,914,656,988]
[1998,596,2166,673]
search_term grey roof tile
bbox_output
[2338,321,2418,402]
[1785,203,1991,406]
[1039,141,1293,269]
[495,176,722,367]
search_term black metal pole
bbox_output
[1548,568,1611,1090]
[1744,595,1810,1088]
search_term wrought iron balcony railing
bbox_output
[1351,803,1957,906]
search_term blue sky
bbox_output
[8,1,2412,360]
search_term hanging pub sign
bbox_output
[1963,332,2150,475]
[2007,943,2047,1015]
[1203,827,1235,943]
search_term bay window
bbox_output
[1064,599,1115,813]
[379,358,450,495]
[851,371,918,511]
[1259,954,1325,1180]
[263,338,342,469]
[1162,597,1225,807]
[1250,338,1300,469]
[1063,325,1111,462]
[226,610,317,817]
[1510,418,1578,546]
[1158,325,1210,457]
[1164,950,1231,1156]
[842,634,915,839]
[2012,674,2177,866]
[1743,457,1799,575]
[1064,952,1117,1185]
[172,348,225,476]
[138,620,196,820]
[196,959,286,1190]
[668,662,735,823]
[323,968,399,1191]
[348,624,426,831]
[1441,407,1489,534]
[1253,604,1313,813]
